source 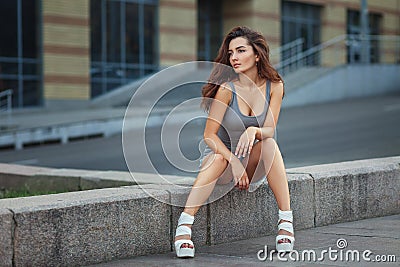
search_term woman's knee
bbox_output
[202,153,227,170]
[261,137,276,145]
[212,153,227,165]
[260,138,277,154]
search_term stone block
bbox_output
[208,173,314,245]
[286,173,315,230]
[0,187,170,266]
[170,190,208,248]
[365,168,400,218]
[140,184,208,248]
[289,157,400,226]
[0,209,13,267]
[209,184,278,245]
[315,169,399,226]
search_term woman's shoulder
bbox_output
[214,82,233,104]
[269,80,284,98]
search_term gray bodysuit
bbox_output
[200,80,271,163]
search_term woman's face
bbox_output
[228,37,258,74]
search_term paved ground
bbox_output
[89,214,399,266]
[1,93,400,174]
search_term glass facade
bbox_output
[90,0,159,98]
[197,0,222,61]
[347,10,381,63]
[0,0,42,107]
[281,1,321,67]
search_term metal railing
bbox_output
[0,89,13,125]
[275,35,346,75]
[271,38,304,56]
[0,89,12,113]
[274,34,400,76]
[270,38,304,67]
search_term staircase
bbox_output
[282,67,332,93]
[275,34,400,92]
[90,34,400,108]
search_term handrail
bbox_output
[348,34,400,41]
[0,89,13,115]
[270,38,304,55]
[274,34,400,74]
[275,35,347,69]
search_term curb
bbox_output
[0,156,399,266]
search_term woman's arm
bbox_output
[204,83,249,189]
[203,83,238,163]
[254,80,284,140]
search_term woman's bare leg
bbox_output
[260,138,290,210]
[245,138,292,242]
[184,153,229,215]
[175,153,228,246]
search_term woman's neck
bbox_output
[238,69,263,88]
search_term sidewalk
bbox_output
[90,214,399,267]
[0,107,126,131]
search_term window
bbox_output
[197,0,222,61]
[347,10,381,63]
[281,1,321,69]
[90,0,158,98]
[0,0,42,107]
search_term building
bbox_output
[0,0,399,108]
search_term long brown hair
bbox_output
[201,26,284,111]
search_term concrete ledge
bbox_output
[0,156,399,266]
[208,173,314,245]
[0,209,13,267]
[0,187,170,266]
[140,184,208,248]
[288,156,400,226]
[0,163,195,194]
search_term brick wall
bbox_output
[42,0,90,100]
[159,0,197,66]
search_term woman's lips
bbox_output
[233,63,241,68]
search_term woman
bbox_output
[174,26,294,258]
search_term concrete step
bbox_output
[283,66,332,93]
[0,156,399,266]
[282,64,400,108]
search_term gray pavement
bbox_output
[89,214,399,266]
[0,103,201,149]
[0,107,125,131]
[1,93,399,173]
[0,105,169,132]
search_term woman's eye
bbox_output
[239,49,245,53]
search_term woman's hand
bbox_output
[231,158,249,190]
[235,127,258,159]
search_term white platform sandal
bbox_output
[276,209,295,252]
[174,212,195,258]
